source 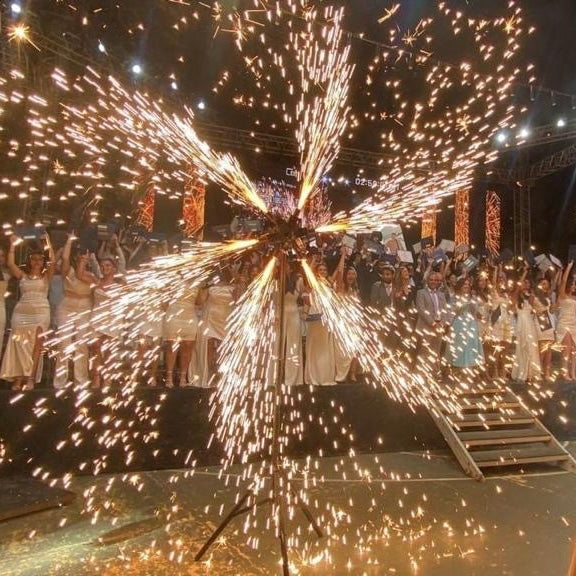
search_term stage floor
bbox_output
[1,445,575,576]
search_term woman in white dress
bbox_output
[132,243,168,387]
[0,234,55,389]
[556,262,576,380]
[0,246,11,360]
[196,282,235,387]
[332,249,360,382]
[283,263,304,386]
[163,285,202,388]
[91,257,124,388]
[53,235,96,389]
[304,261,336,386]
[510,269,541,383]
[533,276,557,381]
[486,266,515,379]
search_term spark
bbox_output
[8,23,41,51]
[378,4,400,24]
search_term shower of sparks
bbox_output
[300,260,458,411]
[52,239,260,368]
[54,69,268,214]
[485,189,502,256]
[317,163,475,234]
[210,256,278,467]
[294,7,353,210]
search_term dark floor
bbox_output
[0,446,575,575]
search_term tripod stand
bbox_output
[195,250,323,576]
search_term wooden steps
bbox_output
[471,445,571,468]
[428,381,576,480]
[458,426,551,447]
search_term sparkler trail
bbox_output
[316,159,477,234]
[57,69,269,214]
[294,6,353,211]
[210,256,278,468]
[301,259,440,407]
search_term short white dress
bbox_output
[556,298,576,345]
[163,288,200,341]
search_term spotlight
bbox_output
[97,41,106,53]
[496,131,507,144]
[557,118,566,128]
[131,63,143,75]
[171,81,178,90]
[197,100,206,110]
[519,127,530,139]
[10,2,22,15]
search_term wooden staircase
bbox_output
[428,380,576,481]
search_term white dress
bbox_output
[0,275,50,382]
[556,298,576,345]
[53,269,93,388]
[193,284,235,387]
[163,288,200,341]
[283,291,303,386]
[92,283,122,339]
[304,294,336,386]
[333,290,359,382]
[488,293,514,343]
[511,304,541,382]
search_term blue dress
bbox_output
[445,296,484,368]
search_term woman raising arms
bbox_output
[0,233,55,389]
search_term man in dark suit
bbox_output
[414,271,451,374]
[370,263,395,312]
[370,263,396,349]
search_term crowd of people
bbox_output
[1,224,575,391]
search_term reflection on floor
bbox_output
[0,445,575,576]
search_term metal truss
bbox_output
[490,142,576,185]
[195,122,387,171]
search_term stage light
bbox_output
[97,41,106,53]
[496,131,507,144]
[557,118,566,128]
[131,63,143,75]
[171,81,178,90]
[197,100,206,110]
[519,127,530,139]
[10,3,22,15]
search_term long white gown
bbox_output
[0,275,50,382]
[192,284,234,387]
[333,290,358,382]
[511,304,541,382]
[53,269,93,388]
[304,295,336,386]
[283,291,303,386]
